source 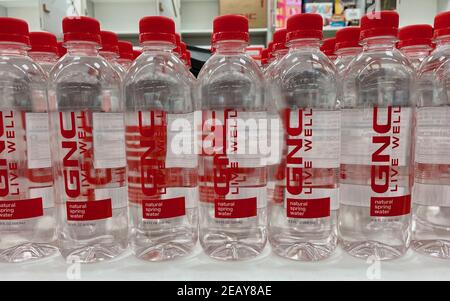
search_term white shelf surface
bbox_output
[0,246,449,281]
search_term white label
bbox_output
[225,111,268,168]
[95,186,127,209]
[30,186,53,209]
[26,113,51,169]
[93,113,126,169]
[341,107,412,166]
[284,188,339,210]
[165,112,197,168]
[415,107,450,164]
[161,187,198,209]
[340,183,409,207]
[287,109,340,169]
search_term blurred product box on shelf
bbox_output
[275,0,302,28]
[304,1,333,26]
[219,0,267,28]
[365,0,397,12]
[345,8,361,26]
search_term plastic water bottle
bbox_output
[133,49,142,60]
[117,40,134,71]
[29,31,59,74]
[321,37,337,61]
[197,15,267,260]
[397,24,433,69]
[100,31,126,76]
[48,16,128,263]
[264,28,286,217]
[124,16,198,261]
[412,12,450,259]
[339,11,414,260]
[0,17,57,263]
[267,13,339,261]
[334,27,361,73]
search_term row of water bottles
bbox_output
[0,9,448,264]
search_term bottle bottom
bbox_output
[268,211,338,261]
[339,204,410,260]
[130,206,198,262]
[412,204,450,259]
[59,208,128,263]
[0,243,59,263]
[340,239,408,260]
[199,227,267,261]
[60,237,128,263]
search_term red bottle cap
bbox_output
[360,11,399,40]
[57,41,67,57]
[321,38,336,57]
[0,17,30,46]
[261,49,268,65]
[212,15,249,43]
[273,28,287,51]
[335,27,361,50]
[397,24,433,48]
[118,40,133,60]
[286,13,323,43]
[63,16,101,44]
[29,31,57,54]
[139,16,176,44]
[434,11,450,38]
[133,49,142,60]
[174,33,181,55]
[100,31,119,54]
[268,41,274,58]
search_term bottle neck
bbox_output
[399,45,432,59]
[100,51,119,61]
[335,47,361,58]
[0,43,29,57]
[142,41,175,53]
[66,41,100,56]
[288,39,321,52]
[435,35,450,49]
[274,49,288,59]
[28,51,58,63]
[361,36,397,51]
[214,40,247,55]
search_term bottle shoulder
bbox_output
[197,53,264,86]
[344,49,414,81]
[417,48,450,78]
[0,55,47,84]
[124,52,192,88]
[275,51,338,84]
[49,54,121,87]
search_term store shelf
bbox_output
[1,246,449,281]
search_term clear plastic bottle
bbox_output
[124,16,197,261]
[197,15,267,260]
[29,31,59,74]
[0,17,57,263]
[100,31,126,76]
[48,16,128,263]
[339,11,414,260]
[334,27,361,73]
[412,12,450,259]
[264,28,287,221]
[320,37,337,61]
[117,40,134,71]
[397,24,433,70]
[268,13,339,261]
